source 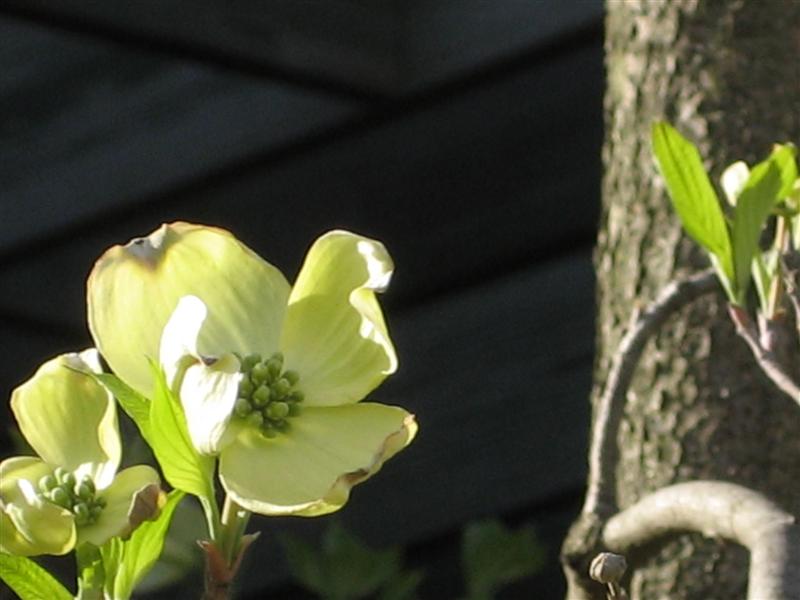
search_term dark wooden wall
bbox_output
[0,2,603,596]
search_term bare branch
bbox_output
[728,305,800,405]
[603,481,800,600]
[563,269,719,600]
[781,250,800,341]
[583,269,719,518]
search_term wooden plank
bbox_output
[401,0,603,90]
[1,0,602,96]
[0,42,602,327]
[0,2,402,96]
[0,16,359,255]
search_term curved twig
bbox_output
[563,269,719,600]
[603,481,800,600]
[583,269,719,518]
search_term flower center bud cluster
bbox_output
[234,352,304,438]
[38,467,106,526]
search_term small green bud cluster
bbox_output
[235,352,304,438]
[38,467,106,526]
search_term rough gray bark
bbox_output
[564,1,800,598]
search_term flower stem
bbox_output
[75,543,105,600]
[200,493,223,542]
[200,495,254,600]
[219,495,251,566]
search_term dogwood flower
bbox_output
[88,223,416,516]
[0,351,161,555]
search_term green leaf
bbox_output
[92,372,152,441]
[652,122,735,295]
[280,522,403,600]
[791,181,800,249]
[323,524,400,599]
[279,533,326,594]
[147,361,215,501]
[0,553,72,600]
[771,143,798,200]
[101,490,185,600]
[379,570,424,600]
[461,519,545,599]
[731,150,790,303]
[751,251,774,314]
[130,496,204,594]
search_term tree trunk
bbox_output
[579,1,800,597]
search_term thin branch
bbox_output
[603,481,800,600]
[728,305,800,405]
[781,250,800,342]
[583,269,719,518]
[562,269,719,600]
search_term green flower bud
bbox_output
[288,402,302,417]
[283,370,300,386]
[275,419,290,432]
[38,474,57,493]
[53,467,69,483]
[247,412,264,428]
[261,424,277,438]
[73,502,91,523]
[266,354,283,378]
[238,378,254,398]
[90,505,104,520]
[273,378,291,397]
[61,471,76,489]
[253,385,271,406]
[234,397,252,417]
[242,353,261,372]
[75,481,94,502]
[267,402,290,420]
[80,476,96,495]
[49,487,71,508]
[251,362,271,384]
[288,390,305,403]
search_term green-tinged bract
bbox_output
[0,350,161,555]
[88,223,417,516]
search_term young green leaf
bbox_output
[101,490,185,600]
[770,143,798,200]
[751,251,774,315]
[131,497,205,594]
[652,122,735,296]
[0,554,73,600]
[461,519,545,600]
[147,362,215,501]
[731,150,790,303]
[92,372,152,441]
[790,181,800,249]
